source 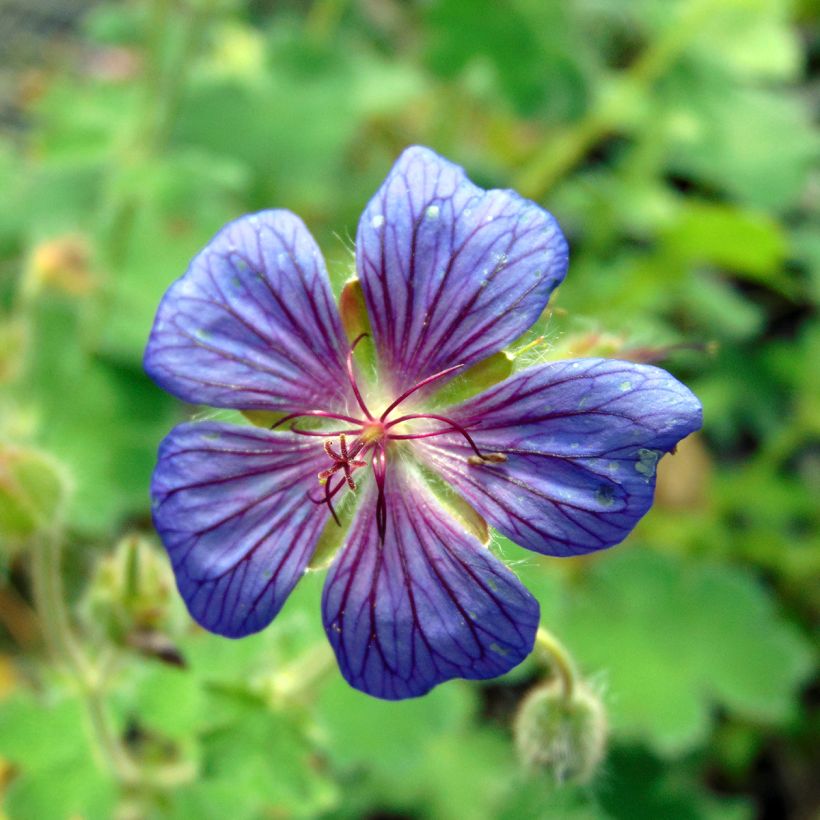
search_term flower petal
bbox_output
[356,146,568,392]
[145,211,351,413]
[322,465,539,700]
[419,359,703,556]
[151,422,331,637]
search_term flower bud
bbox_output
[83,534,178,648]
[514,679,607,785]
[0,445,69,550]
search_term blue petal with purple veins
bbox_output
[142,145,707,701]
[144,210,351,413]
[356,146,568,393]
[151,422,331,637]
[418,359,703,556]
[322,465,539,699]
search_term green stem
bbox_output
[534,626,577,702]
[515,0,720,199]
[30,528,139,785]
[83,681,140,785]
[31,529,89,677]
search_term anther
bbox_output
[467,452,507,465]
[318,433,367,492]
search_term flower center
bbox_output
[269,334,505,540]
[360,421,387,444]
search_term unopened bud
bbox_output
[0,445,69,549]
[83,534,178,648]
[514,679,607,785]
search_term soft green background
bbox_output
[0,0,817,817]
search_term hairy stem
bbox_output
[31,530,88,674]
[31,528,139,785]
[534,626,577,702]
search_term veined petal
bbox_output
[356,146,568,393]
[419,359,703,556]
[322,465,539,700]
[151,422,330,637]
[145,211,351,413]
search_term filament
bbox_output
[270,410,366,430]
[346,333,374,420]
[379,363,464,421]
[385,413,486,459]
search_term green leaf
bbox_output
[690,0,800,81]
[0,693,87,770]
[0,693,118,820]
[497,778,605,820]
[540,550,813,755]
[4,752,117,820]
[659,62,817,211]
[679,275,764,341]
[171,703,337,819]
[178,571,326,691]
[130,663,207,740]
[415,728,518,820]
[22,297,179,534]
[600,744,753,820]
[425,0,591,119]
[792,222,820,307]
[317,674,517,820]
[97,152,247,365]
[317,674,476,773]
[660,201,791,292]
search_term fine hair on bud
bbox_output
[513,678,608,785]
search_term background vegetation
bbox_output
[0,0,817,817]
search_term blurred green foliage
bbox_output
[0,0,817,817]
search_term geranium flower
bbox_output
[145,146,702,700]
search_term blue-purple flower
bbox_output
[145,146,702,700]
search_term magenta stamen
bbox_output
[270,409,367,430]
[385,413,485,459]
[346,333,374,421]
[378,363,464,422]
[308,473,350,526]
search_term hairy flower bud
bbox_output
[0,445,69,550]
[83,534,178,647]
[514,679,607,785]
